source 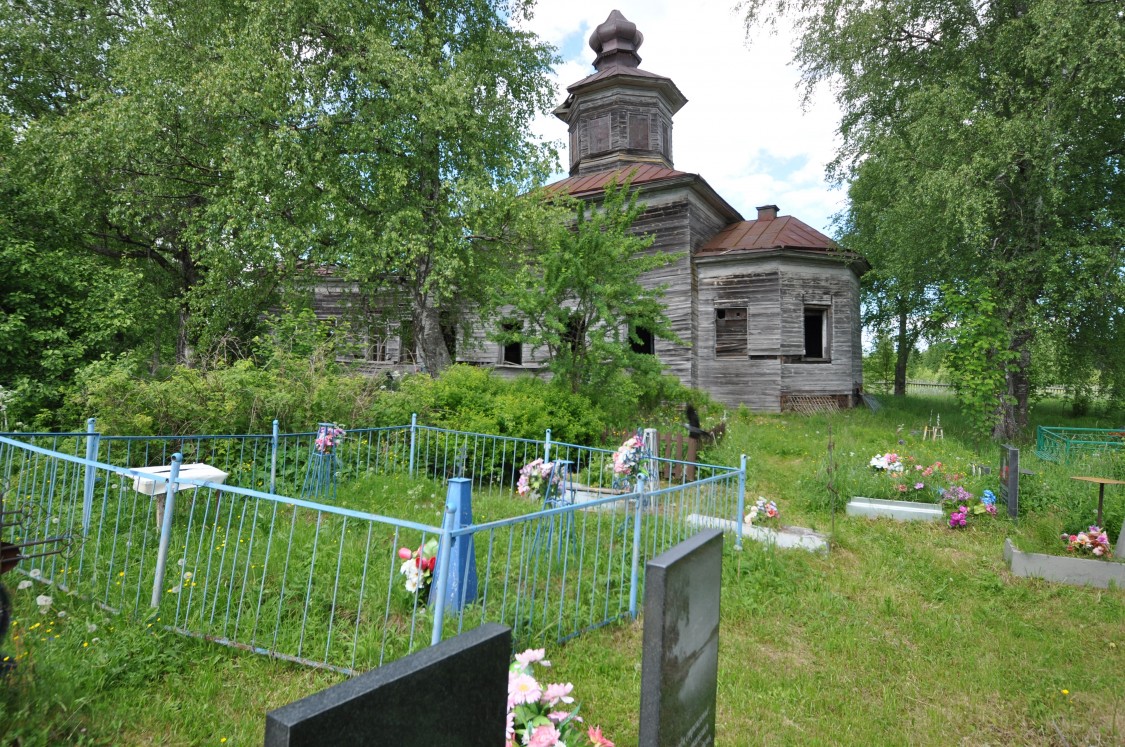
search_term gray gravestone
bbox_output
[1000,444,1019,518]
[264,623,510,747]
[639,529,723,747]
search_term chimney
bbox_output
[756,205,779,221]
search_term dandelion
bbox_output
[17,580,31,590]
[87,623,97,633]
[29,568,41,579]
[36,594,53,613]
[1061,689,1069,695]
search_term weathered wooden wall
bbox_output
[694,254,862,411]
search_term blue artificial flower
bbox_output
[981,490,996,506]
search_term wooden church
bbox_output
[489,11,867,411]
[320,10,867,412]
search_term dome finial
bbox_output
[588,10,643,70]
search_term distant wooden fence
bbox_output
[869,381,1073,397]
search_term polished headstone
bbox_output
[1000,444,1020,518]
[640,529,722,747]
[264,623,510,747]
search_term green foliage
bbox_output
[500,180,680,398]
[937,283,1019,441]
[749,0,1125,438]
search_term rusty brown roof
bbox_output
[566,65,670,92]
[545,164,691,198]
[697,215,838,255]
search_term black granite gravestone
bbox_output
[264,623,510,747]
[639,529,723,747]
[1000,444,1019,518]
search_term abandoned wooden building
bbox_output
[317,10,868,412]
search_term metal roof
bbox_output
[696,215,838,254]
[544,164,692,198]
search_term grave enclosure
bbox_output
[0,419,747,675]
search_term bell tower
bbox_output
[553,10,687,176]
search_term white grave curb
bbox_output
[685,514,829,554]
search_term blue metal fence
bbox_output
[1,419,745,674]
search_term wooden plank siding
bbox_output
[693,253,861,411]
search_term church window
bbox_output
[715,308,747,358]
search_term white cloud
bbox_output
[521,0,845,234]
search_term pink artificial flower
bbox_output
[506,710,515,739]
[542,682,575,706]
[528,724,562,747]
[547,710,571,722]
[588,726,616,747]
[515,648,549,667]
[914,482,924,490]
[397,547,412,560]
[1094,546,1105,556]
[896,484,908,492]
[922,467,933,477]
[508,673,542,706]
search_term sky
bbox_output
[517,0,846,236]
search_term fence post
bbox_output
[628,476,646,619]
[544,428,552,463]
[735,454,747,551]
[150,452,182,609]
[409,413,418,478]
[81,417,100,535]
[429,499,457,646]
[428,478,477,613]
[269,419,279,495]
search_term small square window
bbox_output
[715,308,747,358]
[631,325,655,355]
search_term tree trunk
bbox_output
[894,306,910,397]
[993,330,1034,441]
[412,294,452,374]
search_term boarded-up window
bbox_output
[803,307,829,361]
[589,115,610,154]
[629,115,649,149]
[662,122,670,159]
[715,308,747,358]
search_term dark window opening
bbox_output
[715,307,747,358]
[631,326,655,355]
[501,321,522,365]
[803,308,829,361]
[562,314,586,357]
[399,320,416,364]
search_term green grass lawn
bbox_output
[2,395,1123,745]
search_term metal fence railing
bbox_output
[0,419,745,674]
[1034,426,1125,464]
